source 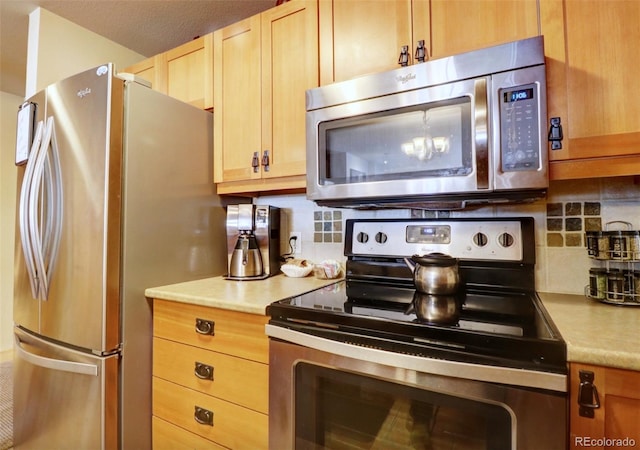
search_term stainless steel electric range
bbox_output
[267,217,568,450]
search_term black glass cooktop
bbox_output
[268,280,566,374]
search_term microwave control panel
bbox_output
[499,83,540,172]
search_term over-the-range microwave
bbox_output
[306,36,548,210]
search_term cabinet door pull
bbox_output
[548,117,563,150]
[195,318,215,335]
[194,361,214,380]
[252,151,260,173]
[398,45,410,66]
[415,40,427,63]
[194,406,214,426]
[261,150,270,172]
[578,369,601,418]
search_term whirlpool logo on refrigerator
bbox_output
[77,87,92,99]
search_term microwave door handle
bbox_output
[19,120,44,299]
[474,78,489,190]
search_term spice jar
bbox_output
[596,232,610,260]
[629,230,640,260]
[632,270,640,303]
[606,269,625,303]
[585,231,600,258]
[609,230,629,260]
[588,268,607,300]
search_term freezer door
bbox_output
[13,327,118,450]
[39,64,123,352]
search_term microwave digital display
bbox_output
[503,88,534,103]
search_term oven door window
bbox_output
[318,97,472,186]
[294,362,512,450]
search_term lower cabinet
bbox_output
[570,362,640,450]
[152,299,269,449]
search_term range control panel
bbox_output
[347,219,525,262]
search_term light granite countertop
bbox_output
[146,276,640,372]
[145,273,342,315]
[538,292,640,371]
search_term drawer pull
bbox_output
[195,318,215,335]
[194,361,214,380]
[194,406,214,426]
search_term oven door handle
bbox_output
[474,78,489,190]
[265,324,567,393]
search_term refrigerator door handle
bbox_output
[18,120,45,299]
[26,116,63,301]
[14,334,98,376]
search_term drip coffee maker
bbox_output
[225,204,280,280]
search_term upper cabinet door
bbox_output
[122,34,213,110]
[320,0,412,84]
[261,0,319,180]
[213,15,262,183]
[320,0,538,85]
[165,35,214,110]
[542,0,640,179]
[427,0,539,58]
[123,56,162,91]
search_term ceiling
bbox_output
[0,0,276,97]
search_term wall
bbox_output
[256,176,640,296]
[0,8,146,351]
[26,8,144,97]
[0,91,22,351]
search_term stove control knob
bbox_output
[498,232,515,247]
[356,232,369,243]
[375,232,388,244]
[473,232,488,247]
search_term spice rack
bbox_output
[585,221,640,306]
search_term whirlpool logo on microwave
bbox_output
[396,73,416,84]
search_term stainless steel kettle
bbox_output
[404,252,460,294]
[229,233,263,278]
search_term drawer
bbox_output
[152,416,225,450]
[153,377,268,449]
[153,299,269,363]
[154,337,268,414]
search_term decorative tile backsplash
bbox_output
[256,176,640,295]
[313,210,343,243]
[546,202,602,247]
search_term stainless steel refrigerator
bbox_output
[13,64,228,449]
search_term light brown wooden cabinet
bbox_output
[152,299,269,449]
[319,0,538,85]
[123,34,213,110]
[213,0,318,195]
[541,0,640,180]
[124,55,159,88]
[570,363,640,450]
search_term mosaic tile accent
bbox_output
[410,210,451,218]
[546,203,563,217]
[314,210,343,243]
[545,201,601,247]
[565,202,582,216]
[584,202,601,216]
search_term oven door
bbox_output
[268,327,567,450]
[306,77,488,202]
